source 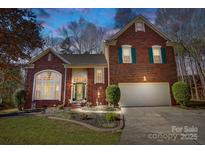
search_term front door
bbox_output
[73,83,86,101]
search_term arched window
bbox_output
[33,70,62,100]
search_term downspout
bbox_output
[104,42,110,86]
[63,66,67,106]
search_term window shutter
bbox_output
[148,48,154,64]
[131,48,136,64]
[118,47,123,64]
[161,48,167,64]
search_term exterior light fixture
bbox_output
[97,91,100,97]
[143,76,147,81]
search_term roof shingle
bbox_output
[59,54,107,65]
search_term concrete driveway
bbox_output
[120,107,205,145]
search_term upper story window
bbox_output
[33,70,62,100]
[135,22,145,32]
[122,45,132,63]
[152,45,162,63]
[94,68,104,84]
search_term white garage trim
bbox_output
[119,82,171,107]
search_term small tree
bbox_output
[106,85,121,107]
[13,89,26,111]
[172,81,191,106]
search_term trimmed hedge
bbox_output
[13,89,26,111]
[172,81,191,106]
[106,85,121,106]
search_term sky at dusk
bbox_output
[33,8,157,37]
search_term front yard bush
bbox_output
[13,89,26,111]
[172,81,191,106]
[106,85,121,106]
[105,112,118,122]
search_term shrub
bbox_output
[79,113,89,120]
[106,85,121,106]
[172,81,191,106]
[58,104,64,110]
[13,89,26,111]
[105,112,118,122]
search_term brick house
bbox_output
[25,15,177,109]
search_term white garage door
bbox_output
[119,82,171,107]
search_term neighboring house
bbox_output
[25,15,177,109]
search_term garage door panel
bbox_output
[119,83,171,107]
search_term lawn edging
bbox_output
[48,114,124,132]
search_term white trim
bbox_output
[32,69,62,101]
[71,68,88,102]
[103,44,110,85]
[152,45,162,48]
[152,45,162,64]
[72,83,87,102]
[63,68,67,104]
[71,84,73,102]
[122,45,132,63]
[135,21,145,32]
[64,64,107,68]
[94,67,105,84]
[29,48,70,64]
[121,45,132,48]
[107,15,170,42]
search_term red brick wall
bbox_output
[25,52,65,109]
[25,50,108,108]
[108,24,177,105]
[87,68,108,105]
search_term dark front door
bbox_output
[73,83,86,101]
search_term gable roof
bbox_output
[29,48,70,64]
[29,48,107,66]
[60,54,107,65]
[107,15,170,42]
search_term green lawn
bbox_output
[0,116,121,144]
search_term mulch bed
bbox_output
[49,111,121,129]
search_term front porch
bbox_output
[64,67,108,107]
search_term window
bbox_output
[33,70,61,100]
[135,22,145,32]
[72,68,87,83]
[122,45,132,63]
[152,46,162,63]
[95,68,104,84]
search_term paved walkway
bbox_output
[120,107,205,145]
